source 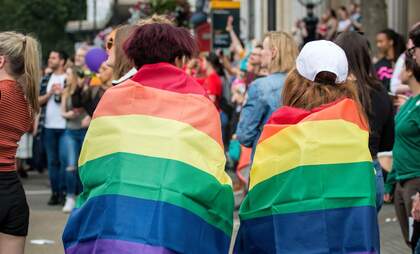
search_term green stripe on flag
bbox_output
[77,152,234,236]
[240,161,376,220]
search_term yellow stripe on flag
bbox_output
[79,115,230,185]
[250,119,372,189]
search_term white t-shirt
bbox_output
[337,19,352,32]
[44,73,67,129]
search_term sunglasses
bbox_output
[106,38,114,51]
[407,46,417,57]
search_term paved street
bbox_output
[23,172,411,254]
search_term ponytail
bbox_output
[0,32,41,115]
[22,35,41,114]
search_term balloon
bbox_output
[85,48,108,73]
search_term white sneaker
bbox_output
[62,196,75,213]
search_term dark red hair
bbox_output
[124,23,198,68]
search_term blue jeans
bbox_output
[43,128,66,194]
[373,160,385,212]
[63,129,87,196]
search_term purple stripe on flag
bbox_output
[66,239,176,254]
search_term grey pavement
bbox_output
[22,172,411,254]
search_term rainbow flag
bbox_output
[62,63,234,254]
[234,99,379,254]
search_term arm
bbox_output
[390,54,405,93]
[61,94,77,120]
[39,89,53,106]
[226,16,244,56]
[384,166,397,195]
[236,82,265,147]
[378,98,395,152]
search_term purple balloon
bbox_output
[85,48,108,73]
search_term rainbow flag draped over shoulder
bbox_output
[62,63,234,254]
[234,99,379,254]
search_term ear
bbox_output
[174,57,185,68]
[271,47,278,61]
[0,55,5,69]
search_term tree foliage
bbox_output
[0,0,86,62]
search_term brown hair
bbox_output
[113,25,137,80]
[282,69,362,112]
[264,31,298,73]
[0,32,41,114]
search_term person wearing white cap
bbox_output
[282,40,358,107]
[234,40,380,253]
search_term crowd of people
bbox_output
[1,9,420,254]
[292,3,362,48]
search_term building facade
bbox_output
[240,0,420,42]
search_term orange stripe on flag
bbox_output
[259,99,367,144]
[94,80,223,147]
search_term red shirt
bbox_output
[0,80,32,172]
[203,71,222,109]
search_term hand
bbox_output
[226,16,234,32]
[384,193,393,203]
[412,193,420,221]
[394,94,408,107]
[81,116,91,128]
[52,84,63,94]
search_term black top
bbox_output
[366,85,395,158]
[374,58,394,91]
[303,15,319,44]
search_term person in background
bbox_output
[291,20,307,48]
[236,31,298,155]
[316,14,329,40]
[385,55,420,252]
[375,29,406,91]
[74,46,89,69]
[408,24,420,66]
[60,67,89,213]
[391,24,420,95]
[203,52,224,109]
[0,31,41,254]
[107,25,137,84]
[335,31,395,212]
[302,4,319,44]
[349,3,362,32]
[325,9,338,40]
[245,44,265,84]
[72,62,113,118]
[337,6,352,33]
[38,50,68,206]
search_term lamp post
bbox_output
[298,0,324,7]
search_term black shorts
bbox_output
[0,171,29,236]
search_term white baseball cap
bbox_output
[296,40,348,84]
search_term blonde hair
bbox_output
[63,66,80,96]
[0,32,41,114]
[113,25,137,80]
[264,31,298,73]
[136,14,174,26]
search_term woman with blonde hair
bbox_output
[60,66,89,213]
[0,31,41,254]
[236,31,298,154]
